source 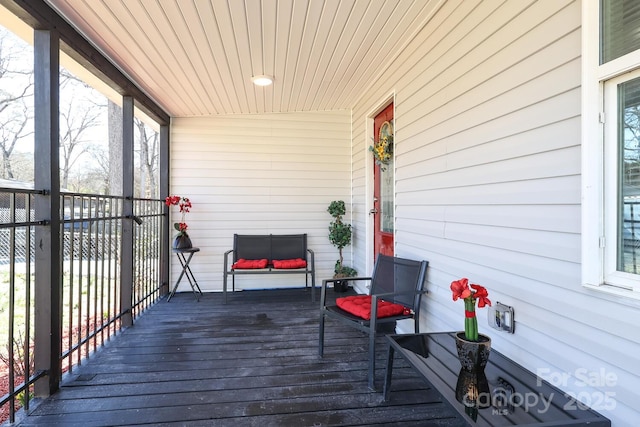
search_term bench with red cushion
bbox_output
[223,234,315,303]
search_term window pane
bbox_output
[618,76,640,273]
[380,159,394,233]
[601,0,640,63]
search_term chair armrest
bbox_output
[372,289,428,299]
[324,276,372,284]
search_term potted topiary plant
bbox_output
[327,200,357,292]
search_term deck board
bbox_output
[17,289,466,426]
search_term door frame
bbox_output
[365,93,395,272]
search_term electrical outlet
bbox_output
[488,302,515,333]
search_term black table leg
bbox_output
[383,343,395,401]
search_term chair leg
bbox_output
[318,311,325,357]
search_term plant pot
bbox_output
[173,234,192,250]
[333,280,349,293]
[454,332,491,372]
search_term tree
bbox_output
[0,27,33,180]
[135,118,158,198]
[58,70,104,189]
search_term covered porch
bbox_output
[17,289,462,426]
[0,0,638,426]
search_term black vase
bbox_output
[455,332,491,372]
[173,233,192,249]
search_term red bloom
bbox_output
[178,222,188,232]
[470,284,491,308]
[450,278,471,301]
[165,195,180,206]
[179,198,192,213]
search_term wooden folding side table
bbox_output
[168,247,203,301]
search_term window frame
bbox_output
[582,1,640,299]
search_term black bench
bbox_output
[223,234,316,303]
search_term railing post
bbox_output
[120,96,134,327]
[33,29,62,397]
[160,124,170,295]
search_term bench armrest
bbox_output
[223,249,234,270]
[306,248,315,269]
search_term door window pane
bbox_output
[380,160,394,233]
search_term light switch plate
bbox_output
[488,301,515,333]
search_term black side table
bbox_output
[168,247,203,301]
[384,332,610,426]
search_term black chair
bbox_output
[318,254,428,390]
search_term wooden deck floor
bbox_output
[18,288,466,426]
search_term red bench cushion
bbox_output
[336,295,411,320]
[232,258,268,269]
[272,258,307,269]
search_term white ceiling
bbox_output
[45,0,439,118]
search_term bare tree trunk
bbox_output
[138,123,146,197]
[108,101,123,196]
[135,118,158,198]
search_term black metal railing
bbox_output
[0,188,166,423]
[0,188,44,423]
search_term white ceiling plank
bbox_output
[325,0,405,110]
[45,0,437,117]
[278,0,309,112]
[124,0,204,116]
[286,0,324,111]
[174,0,227,115]
[155,0,216,116]
[296,0,345,111]
[308,0,360,111]
[194,0,242,115]
[212,0,251,114]
[271,0,294,114]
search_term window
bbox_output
[603,70,640,291]
[583,0,640,297]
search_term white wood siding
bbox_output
[170,110,352,292]
[352,0,638,425]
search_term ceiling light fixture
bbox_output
[251,75,274,86]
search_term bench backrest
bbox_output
[370,254,428,311]
[233,234,308,262]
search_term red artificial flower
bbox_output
[167,195,192,236]
[165,195,180,206]
[470,284,492,308]
[179,198,192,213]
[450,278,472,301]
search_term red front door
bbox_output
[373,103,394,258]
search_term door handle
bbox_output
[369,208,378,215]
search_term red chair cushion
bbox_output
[335,295,411,320]
[272,258,307,269]
[232,258,268,269]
